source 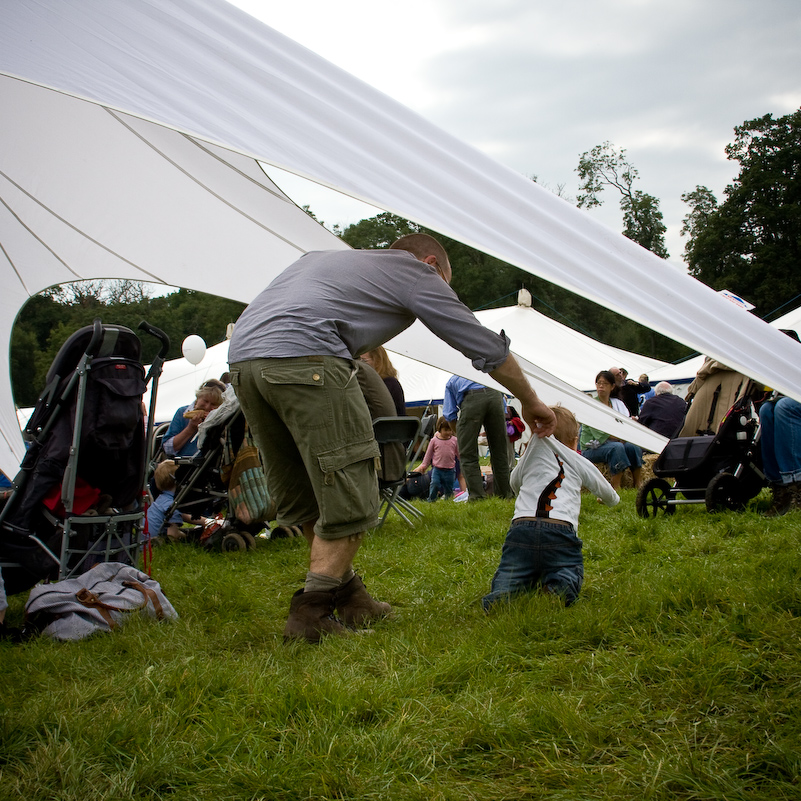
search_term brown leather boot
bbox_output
[283,589,346,643]
[334,574,392,627]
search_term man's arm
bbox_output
[489,354,556,438]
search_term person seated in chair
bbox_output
[638,381,687,438]
[580,370,644,490]
[162,379,225,458]
[145,460,207,544]
[760,395,801,516]
[360,346,406,415]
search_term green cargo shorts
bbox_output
[229,356,380,539]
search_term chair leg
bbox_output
[394,495,423,519]
[376,488,419,528]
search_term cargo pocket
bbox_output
[316,439,380,530]
[260,362,332,430]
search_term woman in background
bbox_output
[360,346,406,415]
[580,370,643,490]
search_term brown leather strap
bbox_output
[123,580,165,620]
[76,588,126,629]
[75,579,163,629]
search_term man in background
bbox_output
[443,376,512,500]
[638,381,687,438]
[610,367,650,418]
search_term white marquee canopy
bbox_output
[2,0,800,476]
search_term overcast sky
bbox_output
[232,0,800,269]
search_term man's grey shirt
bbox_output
[228,249,509,372]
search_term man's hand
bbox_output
[520,397,557,439]
[489,353,556,439]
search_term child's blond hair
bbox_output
[154,459,178,492]
[551,404,579,447]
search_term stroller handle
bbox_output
[138,321,171,358]
[85,318,104,358]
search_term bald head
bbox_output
[655,381,673,395]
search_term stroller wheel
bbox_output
[239,531,257,550]
[636,478,674,518]
[705,472,745,512]
[221,531,248,552]
[271,525,294,539]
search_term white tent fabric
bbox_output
[2,0,801,475]
[383,324,669,452]
[473,303,667,392]
[141,340,454,423]
[650,305,801,386]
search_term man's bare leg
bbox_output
[309,531,363,578]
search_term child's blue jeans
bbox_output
[482,519,584,608]
[428,467,456,501]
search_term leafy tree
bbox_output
[682,109,801,316]
[576,141,670,259]
[680,185,718,244]
[339,212,420,250]
[11,283,246,406]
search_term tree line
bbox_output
[12,284,247,407]
[11,108,799,407]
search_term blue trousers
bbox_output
[582,439,642,475]
[482,520,584,609]
[759,397,801,484]
[428,467,456,501]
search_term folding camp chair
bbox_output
[373,416,422,528]
[408,412,436,467]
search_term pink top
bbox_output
[419,433,460,472]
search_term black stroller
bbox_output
[636,393,767,517]
[150,390,295,551]
[0,320,169,595]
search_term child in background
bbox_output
[482,405,618,609]
[146,460,206,544]
[414,416,460,501]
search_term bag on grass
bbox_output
[24,561,178,641]
[227,426,274,525]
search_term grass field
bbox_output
[1,490,800,800]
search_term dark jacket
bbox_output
[638,393,688,438]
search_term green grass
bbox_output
[2,491,801,800]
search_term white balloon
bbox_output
[182,334,207,365]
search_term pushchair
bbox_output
[149,387,295,551]
[636,393,767,517]
[0,320,170,595]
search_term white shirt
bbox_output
[511,436,619,530]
